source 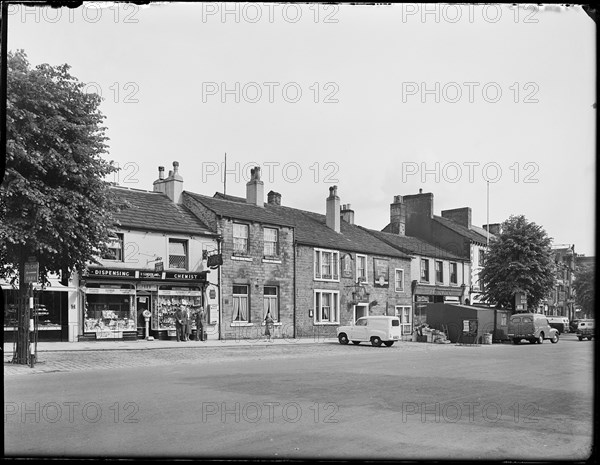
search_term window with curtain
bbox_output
[264,228,279,257]
[232,285,249,322]
[233,223,249,254]
[314,290,339,324]
[263,286,279,322]
[314,249,340,281]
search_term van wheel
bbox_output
[551,333,559,344]
[352,341,360,345]
[537,333,544,344]
[587,336,593,341]
[338,333,349,345]
[371,336,382,347]
[578,336,583,341]
[513,338,520,345]
[383,341,394,347]
[528,339,536,344]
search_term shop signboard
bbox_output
[373,258,389,288]
[24,261,39,283]
[154,261,164,272]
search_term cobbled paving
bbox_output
[3,340,458,376]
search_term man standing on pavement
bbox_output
[175,306,185,342]
[195,307,207,341]
[182,307,191,341]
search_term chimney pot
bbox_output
[158,166,165,180]
[173,161,179,173]
[419,188,423,194]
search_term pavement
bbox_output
[3,336,340,354]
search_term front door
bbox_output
[354,304,368,322]
[136,294,151,338]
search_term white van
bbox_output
[337,316,402,347]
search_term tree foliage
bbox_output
[0,50,123,285]
[573,264,595,318]
[480,215,556,310]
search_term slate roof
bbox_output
[110,187,214,235]
[185,192,411,259]
[363,228,467,261]
[432,215,491,244]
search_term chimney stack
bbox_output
[390,195,406,235]
[326,186,341,233]
[483,223,502,235]
[403,190,434,219]
[162,161,184,204]
[441,207,472,228]
[246,166,264,207]
[267,190,281,206]
[153,166,166,194]
[340,204,354,225]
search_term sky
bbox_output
[6,2,596,255]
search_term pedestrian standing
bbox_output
[175,307,185,342]
[265,312,274,342]
[183,307,191,341]
[195,307,207,341]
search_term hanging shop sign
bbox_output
[373,258,389,288]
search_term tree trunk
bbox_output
[14,251,30,365]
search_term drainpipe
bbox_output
[293,239,297,339]
[217,231,223,341]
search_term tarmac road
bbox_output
[4,334,594,460]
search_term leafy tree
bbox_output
[0,50,123,363]
[573,265,595,318]
[480,215,556,310]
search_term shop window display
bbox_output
[3,289,65,330]
[84,292,136,334]
[154,287,203,332]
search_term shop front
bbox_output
[80,267,209,341]
[413,284,466,325]
[2,277,76,342]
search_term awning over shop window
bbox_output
[415,285,464,297]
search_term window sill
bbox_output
[262,258,282,264]
[395,289,405,293]
[313,322,340,326]
[230,322,253,327]
[314,277,340,283]
[261,322,282,326]
[232,256,253,262]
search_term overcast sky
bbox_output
[7,3,596,255]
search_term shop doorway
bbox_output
[136,294,152,338]
[354,304,369,322]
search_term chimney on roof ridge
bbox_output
[340,204,354,225]
[483,223,502,235]
[390,195,406,236]
[154,161,183,203]
[267,190,281,206]
[441,207,472,228]
[246,166,264,207]
[326,186,340,233]
[153,166,166,194]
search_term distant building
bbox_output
[382,190,495,306]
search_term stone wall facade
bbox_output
[294,244,413,340]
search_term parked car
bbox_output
[508,313,559,344]
[575,320,595,341]
[569,319,582,333]
[337,316,401,347]
[546,316,569,334]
